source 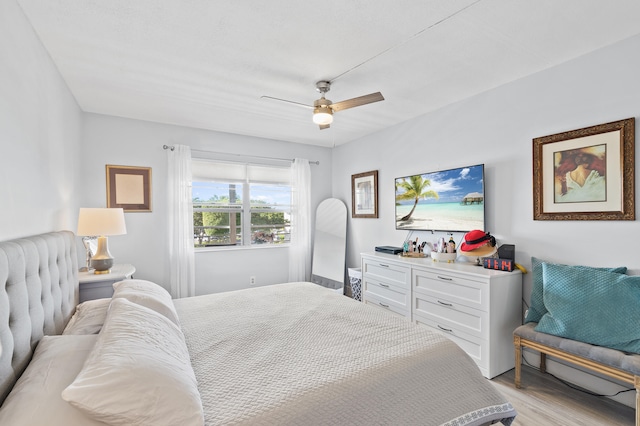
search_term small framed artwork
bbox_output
[351,170,378,218]
[533,118,635,221]
[106,165,152,212]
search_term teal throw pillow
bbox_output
[535,262,640,354]
[524,257,627,324]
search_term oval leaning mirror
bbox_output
[311,198,347,292]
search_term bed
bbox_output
[0,231,516,425]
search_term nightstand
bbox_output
[78,264,136,303]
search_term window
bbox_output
[191,159,291,248]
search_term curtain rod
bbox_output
[162,145,319,165]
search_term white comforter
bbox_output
[174,282,516,426]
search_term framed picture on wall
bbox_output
[106,165,152,212]
[533,118,635,221]
[351,170,378,218]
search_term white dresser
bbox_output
[361,252,522,378]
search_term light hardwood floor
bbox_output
[490,366,635,425]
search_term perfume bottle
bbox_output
[447,234,456,253]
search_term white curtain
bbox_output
[167,145,196,298]
[288,158,311,282]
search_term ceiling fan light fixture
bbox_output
[313,106,333,125]
[262,80,383,130]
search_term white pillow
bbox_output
[112,279,180,325]
[0,335,104,426]
[63,298,111,335]
[62,298,204,426]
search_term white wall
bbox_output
[80,113,333,294]
[333,33,640,406]
[0,0,83,239]
[335,31,640,298]
[1,0,334,295]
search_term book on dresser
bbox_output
[360,252,522,379]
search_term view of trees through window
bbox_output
[192,181,291,247]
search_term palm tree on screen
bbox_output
[396,175,439,222]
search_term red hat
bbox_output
[459,230,496,253]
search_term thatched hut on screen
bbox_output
[461,192,483,205]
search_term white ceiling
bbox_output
[16,0,640,148]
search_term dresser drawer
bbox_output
[364,276,410,307]
[413,293,487,339]
[413,269,488,312]
[414,313,489,375]
[364,292,410,318]
[362,259,410,290]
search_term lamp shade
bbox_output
[312,107,333,125]
[77,208,127,236]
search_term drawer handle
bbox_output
[379,283,390,288]
[378,263,390,268]
[437,275,453,281]
[437,325,453,333]
[437,300,453,307]
[378,302,390,308]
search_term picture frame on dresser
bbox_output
[351,170,378,218]
[533,117,635,221]
[106,165,152,212]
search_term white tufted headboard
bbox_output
[0,231,78,404]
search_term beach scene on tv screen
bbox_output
[395,165,484,232]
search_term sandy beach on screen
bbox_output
[396,216,477,231]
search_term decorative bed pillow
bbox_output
[62,298,111,335]
[524,257,627,324]
[535,262,640,354]
[112,279,180,325]
[62,297,204,426]
[0,335,104,426]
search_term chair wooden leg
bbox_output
[514,335,522,389]
[634,376,639,426]
[540,353,547,374]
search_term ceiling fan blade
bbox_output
[330,92,384,112]
[319,124,330,130]
[260,95,313,109]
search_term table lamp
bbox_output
[77,208,127,274]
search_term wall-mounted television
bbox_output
[395,164,485,232]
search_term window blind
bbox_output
[191,159,290,184]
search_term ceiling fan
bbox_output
[262,81,384,130]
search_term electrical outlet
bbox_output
[250,276,256,285]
